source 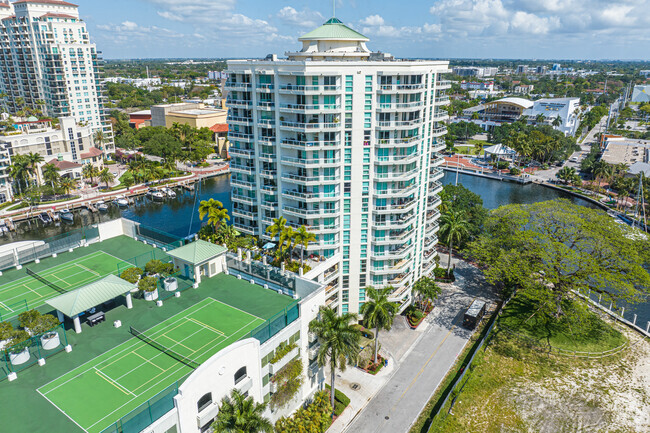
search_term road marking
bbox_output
[393,325,456,410]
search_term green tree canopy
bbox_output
[470,199,650,319]
[439,184,488,244]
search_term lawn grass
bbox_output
[497,296,626,352]
[453,145,485,156]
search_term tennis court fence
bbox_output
[0,226,101,271]
[249,300,300,344]
[122,219,184,251]
[0,323,68,381]
[0,299,28,323]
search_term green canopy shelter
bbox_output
[45,274,135,333]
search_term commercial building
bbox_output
[631,85,650,103]
[150,102,202,127]
[0,0,113,149]
[128,109,151,129]
[0,116,104,201]
[600,135,650,166]
[226,17,450,315]
[639,70,650,79]
[460,81,494,92]
[522,97,581,136]
[164,107,227,130]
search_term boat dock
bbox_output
[442,166,534,184]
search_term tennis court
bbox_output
[0,250,125,317]
[38,297,265,433]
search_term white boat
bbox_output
[161,187,176,198]
[38,212,53,225]
[97,200,109,212]
[147,189,165,201]
[60,209,74,222]
[114,195,129,207]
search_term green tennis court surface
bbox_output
[0,250,126,317]
[38,297,265,433]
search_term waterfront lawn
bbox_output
[497,296,626,353]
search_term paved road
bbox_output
[344,259,495,433]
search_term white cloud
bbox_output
[276,6,323,29]
[360,15,385,26]
[357,14,441,40]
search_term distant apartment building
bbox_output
[640,70,650,79]
[0,116,104,201]
[460,81,494,92]
[513,84,534,94]
[207,70,228,81]
[452,66,497,78]
[104,76,161,90]
[0,0,113,151]
[226,18,450,315]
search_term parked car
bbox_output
[463,299,486,329]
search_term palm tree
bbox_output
[59,177,77,196]
[98,167,114,189]
[412,276,442,310]
[42,163,60,194]
[265,216,286,241]
[9,154,30,196]
[198,198,224,221]
[552,115,562,128]
[293,225,316,267]
[26,152,44,185]
[211,389,273,433]
[93,129,107,150]
[360,286,398,363]
[309,308,361,410]
[278,226,295,261]
[82,163,99,184]
[439,210,470,276]
[208,207,230,231]
[556,166,577,185]
[535,113,546,125]
[593,161,612,192]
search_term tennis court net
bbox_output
[25,267,68,294]
[129,326,199,369]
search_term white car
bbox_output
[569,157,579,163]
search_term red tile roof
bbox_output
[210,123,229,133]
[48,159,81,170]
[40,12,77,19]
[0,2,10,8]
[14,0,77,6]
[80,146,103,159]
[1,15,15,20]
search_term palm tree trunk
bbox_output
[446,239,454,276]
[374,326,379,363]
[300,245,304,267]
[330,361,336,410]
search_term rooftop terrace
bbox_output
[0,235,297,433]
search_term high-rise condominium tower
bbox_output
[0,0,112,148]
[226,18,449,314]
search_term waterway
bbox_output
[1,172,647,330]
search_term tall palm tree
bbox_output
[439,210,470,276]
[211,389,273,433]
[59,177,77,196]
[309,308,361,409]
[42,163,60,194]
[293,225,316,267]
[98,167,114,189]
[278,226,295,261]
[552,115,562,128]
[9,154,30,196]
[593,161,612,192]
[360,286,398,363]
[535,113,546,125]
[208,207,230,231]
[265,216,286,241]
[26,152,44,185]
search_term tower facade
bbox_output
[226,18,449,314]
[0,0,112,149]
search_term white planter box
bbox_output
[144,289,159,301]
[9,348,30,366]
[164,277,178,292]
[40,332,60,350]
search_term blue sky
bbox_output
[80,0,650,60]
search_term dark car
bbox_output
[463,299,486,329]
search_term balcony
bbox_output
[430,155,445,166]
[428,195,442,209]
[282,173,338,185]
[233,222,257,234]
[268,345,299,375]
[231,178,256,189]
[232,208,258,219]
[280,121,340,132]
[230,163,255,174]
[257,119,275,127]
[376,101,423,112]
[283,206,339,217]
[376,136,421,148]
[377,83,425,93]
[258,153,276,163]
[282,190,337,201]
[373,227,415,245]
[373,199,417,214]
[228,131,253,142]
[434,96,450,105]
[374,183,418,197]
[431,127,447,137]
[259,170,277,179]
[429,181,443,195]
[227,99,253,108]
[224,82,251,91]
[280,138,339,150]
[256,83,274,91]
[232,193,257,205]
[426,209,440,223]
[374,152,419,165]
[430,168,444,181]
[436,80,452,89]
[371,258,411,274]
[260,185,277,195]
[432,110,449,122]
[426,221,440,234]
[308,361,320,378]
[279,103,340,113]
[229,147,254,157]
[374,168,419,181]
[257,101,275,110]
[279,84,340,94]
[371,243,414,260]
[281,156,340,167]
[376,118,423,129]
[372,215,415,230]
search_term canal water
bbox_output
[1,171,647,329]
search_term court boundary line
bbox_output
[39,298,218,394]
[94,368,135,396]
[0,249,118,293]
[75,263,101,277]
[133,351,167,372]
[40,297,267,432]
[186,317,226,337]
[87,315,265,431]
[36,388,90,433]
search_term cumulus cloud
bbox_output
[277,6,324,29]
[357,14,441,40]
